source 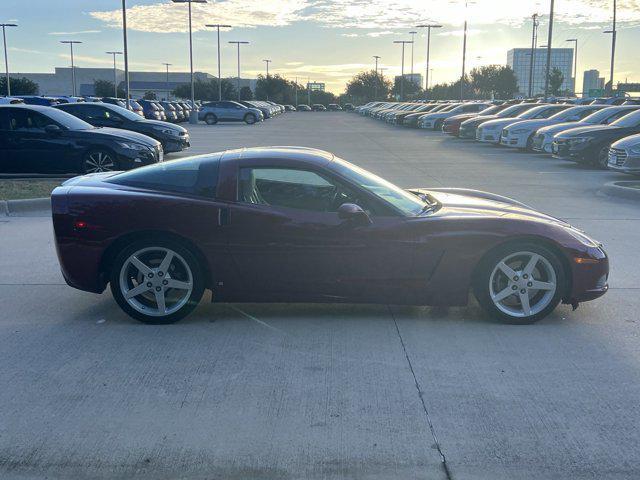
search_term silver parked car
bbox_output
[608,133,640,175]
[198,101,264,125]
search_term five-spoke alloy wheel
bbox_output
[475,243,565,324]
[110,240,204,324]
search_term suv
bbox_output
[198,101,264,125]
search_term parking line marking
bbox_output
[228,305,287,334]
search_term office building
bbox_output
[582,69,605,97]
[507,48,573,96]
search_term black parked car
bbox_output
[15,96,60,106]
[344,103,355,111]
[101,97,127,108]
[327,103,343,111]
[56,103,190,154]
[137,99,164,121]
[553,109,640,168]
[0,105,162,174]
[312,104,326,111]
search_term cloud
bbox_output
[366,31,397,37]
[9,47,44,55]
[340,33,359,37]
[49,30,102,35]
[437,29,486,37]
[90,0,310,33]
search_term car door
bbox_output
[0,109,9,172]
[3,108,73,173]
[221,164,425,303]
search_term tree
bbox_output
[172,79,237,101]
[0,76,38,95]
[470,65,518,99]
[425,75,473,100]
[94,79,125,98]
[392,75,423,99]
[345,70,392,103]
[240,86,253,100]
[548,68,564,96]
[143,90,157,100]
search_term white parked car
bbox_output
[476,104,568,144]
[608,133,640,175]
[499,105,603,150]
[0,96,24,104]
[419,103,491,130]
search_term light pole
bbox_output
[205,24,231,101]
[416,24,442,95]
[528,14,539,97]
[565,38,578,95]
[162,62,172,99]
[263,59,271,100]
[121,0,131,108]
[60,40,82,96]
[228,41,249,101]
[106,51,123,97]
[373,55,381,100]
[172,0,207,123]
[294,76,298,107]
[393,40,412,101]
[604,0,617,95]
[409,30,417,81]
[543,0,555,100]
[0,23,17,96]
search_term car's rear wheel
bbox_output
[110,240,204,324]
[244,113,257,125]
[204,113,218,125]
[82,149,118,174]
[474,243,566,324]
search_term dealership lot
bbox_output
[1,113,640,480]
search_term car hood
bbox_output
[421,111,456,120]
[446,113,476,123]
[537,121,587,136]
[555,124,620,138]
[462,114,499,126]
[84,127,159,146]
[479,118,521,129]
[612,133,640,149]
[409,188,569,226]
[140,119,187,132]
[505,119,553,131]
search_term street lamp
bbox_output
[416,24,442,94]
[121,0,131,108]
[393,40,412,101]
[263,59,271,100]
[604,0,617,95]
[373,55,381,100]
[409,30,417,80]
[0,23,17,96]
[228,41,249,101]
[565,39,578,95]
[459,0,476,101]
[528,14,539,97]
[205,23,231,101]
[60,40,82,96]
[106,51,123,97]
[172,0,207,123]
[543,0,555,100]
[162,62,172,99]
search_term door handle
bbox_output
[218,207,230,226]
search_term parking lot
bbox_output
[2,112,640,480]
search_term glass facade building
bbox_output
[507,48,574,97]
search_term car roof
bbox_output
[0,104,52,112]
[220,146,335,165]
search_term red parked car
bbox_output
[51,147,608,324]
[442,104,508,136]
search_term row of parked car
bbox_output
[355,98,640,175]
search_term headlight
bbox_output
[153,127,180,137]
[567,227,600,247]
[512,128,529,134]
[483,124,499,131]
[117,141,148,151]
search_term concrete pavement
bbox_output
[1,113,639,479]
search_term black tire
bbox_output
[110,239,205,324]
[525,134,535,151]
[595,145,610,169]
[244,113,257,125]
[434,119,444,131]
[204,113,218,125]
[81,149,119,174]
[473,242,567,325]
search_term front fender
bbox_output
[413,188,533,209]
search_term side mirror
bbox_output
[44,124,62,135]
[337,203,372,226]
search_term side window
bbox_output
[7,110,55,132]
[238,167,369,213]
[606,110,634,124]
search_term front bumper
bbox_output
[551,140,592,162]
[163,134,190,153]
[116,143,162,169]
[532,133,553,153]
[607,148,640,175]
[442,123,460,135]
[569,245,609,303]
[476,127,501,143]
[500,130,530,148]
[459,125,477,139]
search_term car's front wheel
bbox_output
[474,243,566,324]
[110,240,205,324]
[595,144,611,169]
[82,149,118,174]
[244,113,257,125]
[204,113,218,125]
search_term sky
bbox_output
[2,0,640,94]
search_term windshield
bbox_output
[105,104,145,121]
[332,157,426,216]
[478,105,502,116]
[610,109,640,127]
[583,107,637,124]
[498,104,532,117]
[45,108,95,130]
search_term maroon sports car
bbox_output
[51,147,608,324]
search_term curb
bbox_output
[0,197,51,217]
[600,181,640,201]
